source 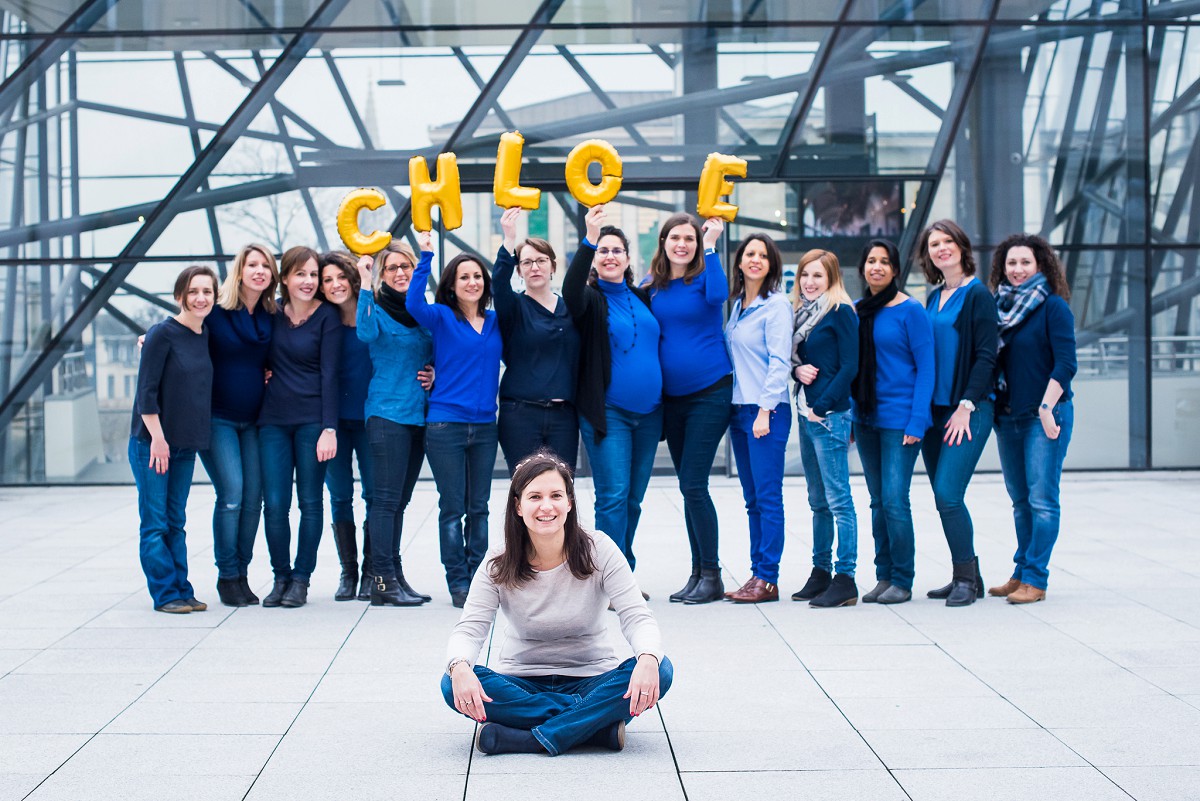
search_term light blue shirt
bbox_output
[725,290,793,409]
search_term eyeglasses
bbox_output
[519,257,552,269]
[596,247,626,257]
[382,263,414,274]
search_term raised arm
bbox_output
[563,204,606,319]
[700,217,729,306]
[404,247,444,332]
[355,255,381,344]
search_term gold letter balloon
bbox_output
[409,152,464,232]
[564,139,623,207]
[493,131,541,210]
[696,153,747,222]
[336,188,391,255]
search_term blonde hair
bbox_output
[790,249,853,310]
[219,243,279,313]
[371,241,418,293]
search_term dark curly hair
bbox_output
[916,219,977,285]
[988,233,1071,299]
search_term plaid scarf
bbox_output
[996,272,1048,351]
[790,293,830,415]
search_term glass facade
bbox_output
[1,0,1197,482]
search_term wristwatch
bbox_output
[322,427,336,434]
[958,400,976,412]
[704,247,718,256]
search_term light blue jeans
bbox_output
[797,409,858,578]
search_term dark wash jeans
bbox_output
[325,417,374,524]
[366,416,425,581]
[498,399,580,476]
[198,416,261,580]
[663,379,732,572]
[728,402,791,584]
[423,421,498,593]
[995,401,1074,590]
[578,404,663,571]
[854,421,921,591]
[440,656,674,756]
[797,410,858,578]
[129,437,197,607]
[259,422,328,582]
[921,401,994,565]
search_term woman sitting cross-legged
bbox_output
[441,450,673,756]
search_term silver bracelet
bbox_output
[446,657,471,676]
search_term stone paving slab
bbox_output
[0,472,1197,800]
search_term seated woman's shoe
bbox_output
[681,569,725,604]
[370,576,424,607]
[1006,583,1046,604]
[876,585,912,604]
[809,574,857,608]
[728,577,778,604]
[790,567,831,601]
[475,723,544,755]
[279,579,309,608]
[216,578,247,608]
[670,570,701,603]
[945,560,979,607]
[861,580,891,603]
[261,579,289,608]
[582,720,625,751]
[989,578,1022,597]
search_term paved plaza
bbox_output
[0,471,1198,800]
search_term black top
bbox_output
[996,294,1077,417]
[257,301,341,428]
[562,240,653,443]
[794,304,859,416]
[131,317,213,451]
[492,246,581,404]
[206,304,271,423]
[924,280,998,407]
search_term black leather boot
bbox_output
[331,521,358,602]
[395,562,430,604]
[262,579,289,608]
[682,568,725,604]
[810,573,858,608]
[928,556,983,600]
[946,559,979,607]
[280,579,309,608]
[357,522,372,601]
[669,568,701,602]
[370,575,425,607]
[237,575,260,605]
[216,578,247,607]
[790,567,832,601]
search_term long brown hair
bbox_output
[435,254,492,321]
[987,233,1071,299]
[916,219,977,284]
[488,450,596,589]
[278,245,319,306]
[646,212,705,291]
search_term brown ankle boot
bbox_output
[1007,583,1046,604]
[989,578,1022,597]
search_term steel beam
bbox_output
[0,0,354,432]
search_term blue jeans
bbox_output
[729,403,790,584]
[259,423,328,582]
[498,400,580,476]
[578,404,663,571]
[366,417,425,581]
[995,401,1074,590]
[129,437,197,607]
[663,379,732,572]
[198,416,261,580]
[325,418,373,524]
[440,656,674,756]
[424,421,498,593]
[922,402,994,565]
[797,409,858,578]
[854,422,920,591]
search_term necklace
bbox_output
[607,287,639,355]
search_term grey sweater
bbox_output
[445,530,665,677]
